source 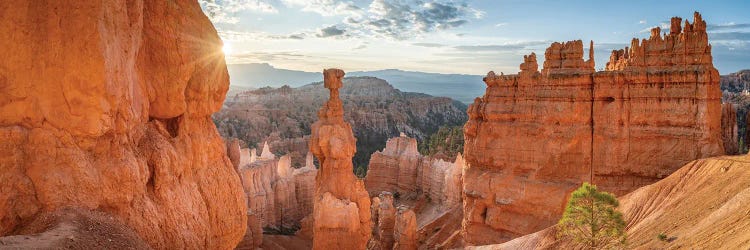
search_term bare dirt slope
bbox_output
[0,208,151,250]
[471,154,750,249]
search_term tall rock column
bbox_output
[309,69,371,249]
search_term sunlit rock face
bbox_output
[308,69,372,250]
[462,12,723,245]
[0,1,245,249]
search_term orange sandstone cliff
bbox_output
[0,0,246,249]
[476,154,750,249]
[462,12,723,245]
[309,69,372,249]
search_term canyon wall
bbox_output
[0,1,246,249]
[233,144,317,231]
[462,12,723,245]
[309,69,372,249]
[365,135,465,209]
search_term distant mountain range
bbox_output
[226,63,485,104]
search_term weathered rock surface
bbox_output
[722,103,739,155]
[463,12,723,245]
[370,192,397,250]
[475,155,750,250]
[0,1,245,249]
[309,69,372,250]
[393,206,418,250]
[235,146,316,231]
[365,135,465,209]
[236,210,263,250]
[364,135,465,249]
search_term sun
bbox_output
[222,42,232,56]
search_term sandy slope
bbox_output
[471,155,750,249]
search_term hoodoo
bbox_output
[309,69,372,249]
[0,0,246,249]
[462,12,723,245]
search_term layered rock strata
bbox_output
[463,12,723,245]
[365,135,465,209]
[309,69,372,249]
[0,1,246,249]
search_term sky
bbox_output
[200,0,750,75]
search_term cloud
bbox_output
[203,0,482,40]
[639,20,646,24]
[708,22,750,31]
[710,31,750,50]
[412,42,446,47]
[639,22,670,33]
[199,0,278,24]
[217,30,309,41]
[343,0,483,39]
[453,41,550,52]
[495,22,508,27]
[228,51,314,63]
[317,25,347,37]
[281,0,363,17]
[710,31,750,41]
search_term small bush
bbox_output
[657,233,668,241]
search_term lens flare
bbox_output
[222,42,232,56]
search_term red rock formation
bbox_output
[294,151,318,224]
[722,103,739,155]
[393,206,417,250]
[236,147,314,231]
[309,69,372,250]
[0,1,245,249]
[463,12,723,245]
[365,135,465,209]
[366,136,422,195]
[371,192,397,249]
[478,155,750,249]
[227,138,242,170]
[236,210,263,249]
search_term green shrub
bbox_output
[557,182,627,249]
[657,233,668,241]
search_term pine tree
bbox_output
[557,182,626,249]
